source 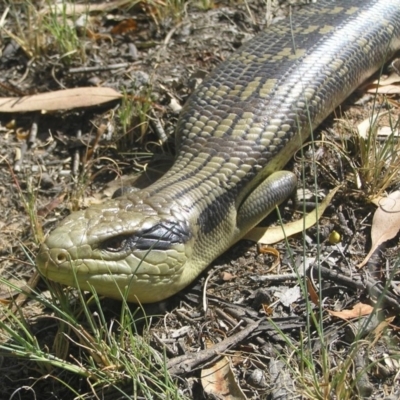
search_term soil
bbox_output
[0,1,400,399]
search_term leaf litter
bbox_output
[358,190,400,268]
[0,1,400,399]
[0,87,122,112]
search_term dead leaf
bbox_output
[357,111,387,139]
[358,190,400,268]
[16,128,29,140]
[357,111,400,139]
[0,87,122,113]
[262,304,273,316]
[231,352,246,367]
[111,19,137,34]
[85,29,113,42]
[306,277,320,306]
[42,0,132,15]
[0,278,25,300]
[327,302,374,320]
[245,186,340,244]
[373,72,400,86]
[258,245,280,258]
[258,244,280,271]
[370,317,395,346]
[5,119,16,129]
[377,126,400,137]
[274,286,301,307]
[37,194,66,218]
[367,72,400,94]
[220,271,236,281]
[201,356,247,400]
[367,85,400,94]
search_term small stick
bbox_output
[68,63,130,74]
[72,129,82,176]
[28,114,39,147]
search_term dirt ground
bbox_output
[0,1,400,399]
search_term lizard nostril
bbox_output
[55,252,68,264]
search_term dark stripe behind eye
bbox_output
[100,221,191,252]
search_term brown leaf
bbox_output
[327,302,374,320]
[358,190,400,268]
[110,19,137,34]
[306,277,320,306]
[0,87,122,113]
[262,304,273,316]
[220,272,235,281]
[258,245,280,258]
[201,356,247,400]
[370,318,394,346]
[258,244,280,271]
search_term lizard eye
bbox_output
[101,235,129,252]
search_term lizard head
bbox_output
[36,193,201,303]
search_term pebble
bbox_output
[247,369,267,388]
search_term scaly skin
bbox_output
[36,0,400,303]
